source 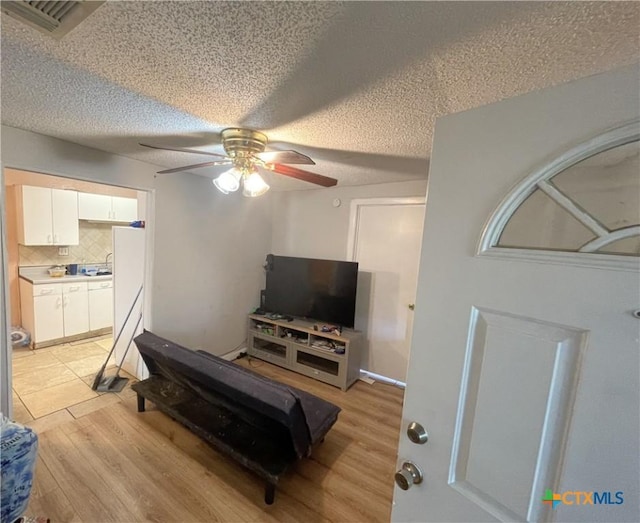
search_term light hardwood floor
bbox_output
[24,356,405,522]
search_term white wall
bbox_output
[271,179,428,380]
[152,173,272,351]
[271,179,427,260]
[0,126,273,414]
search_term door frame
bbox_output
[0,166,156,417]
[347,197,426,260]
[346,196,426,384]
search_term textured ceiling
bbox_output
[1,1,639,190]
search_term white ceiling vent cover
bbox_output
[1,1,104,39]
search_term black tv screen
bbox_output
[264,255,358,328]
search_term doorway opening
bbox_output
[3,167,152,425]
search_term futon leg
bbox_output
[137,394,145,413]
[265,483,275,505]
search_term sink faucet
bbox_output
[105,252,113,270]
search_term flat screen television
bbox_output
[264,255,358,328]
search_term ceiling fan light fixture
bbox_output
[242,171,270,198]
[213,167,242,193]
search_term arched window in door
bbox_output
[479,121,640,266]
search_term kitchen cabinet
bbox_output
[19,278,110,348]
[32,288,64,343]
[88,280,113,331]
[78,192,137,223]
[16,185,79,246]
[62,282,89,336]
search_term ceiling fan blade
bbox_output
[268,163,337,187]
[157,161,232,174]
[139,143,229,159]
[254,150,315,165]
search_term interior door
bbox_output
[391,84,639,520]
[348,198,425,382]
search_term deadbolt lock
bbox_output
[407,421,429,444]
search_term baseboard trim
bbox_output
[221,347,247,361]
[359,369,406,389]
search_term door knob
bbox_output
[407,421,429,444]
[408,304,415,310]
[395,461,423,490]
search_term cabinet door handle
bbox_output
[47,234,52,244]
[63,296,68,307]
[100,283,110,288]
[39,289,53,295]
[53,234,59,244]
[56,297,62,308]
[68,286,80,292]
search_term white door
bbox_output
[51,189,79,245]
[62,285,89,336]
[19,185,53,245]
[78,192,111,221]
[392,100,639,520]
[348,198,425,382]
[33,294,64,342]
[88,284,113,331]
[111,196,137,222]
[113,227,146,378]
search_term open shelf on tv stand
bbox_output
[247,314,362,391]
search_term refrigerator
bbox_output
[112,226,148,379]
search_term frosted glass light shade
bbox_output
[213,168,241,193]
[242,172,270,197]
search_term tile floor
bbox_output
[11,334,138,431]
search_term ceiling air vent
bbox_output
[2,1,105,39]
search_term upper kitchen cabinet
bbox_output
[78,192,137,223]
[16,185,79,246]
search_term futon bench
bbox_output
[131,330,341,504]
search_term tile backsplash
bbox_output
[19,222,113,266]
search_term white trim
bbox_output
[579,225,640,253]
[478,121,640,259]
[0,174,11,417]
[221,347,247,361]
[478,247,640,272]
[347,197,426,261]
[359,369,406,389]
[537,180,609,237]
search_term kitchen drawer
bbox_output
[31,283,62,297]
[62,281,88,294]
[88,280,113,291]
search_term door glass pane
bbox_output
[596,236,640,256]
[552,140,640,230]
[498,189,595,251]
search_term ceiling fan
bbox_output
[140,128,338,197]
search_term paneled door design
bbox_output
[391,110,639,521]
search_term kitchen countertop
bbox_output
[19,266,113,285]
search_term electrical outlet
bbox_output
[58,247,69,256]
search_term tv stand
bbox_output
[247,314,362,391]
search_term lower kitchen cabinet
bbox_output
[19,278,111,348]
[88,280,113,331]
[31,289,64,342]
[62,282,89,336]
